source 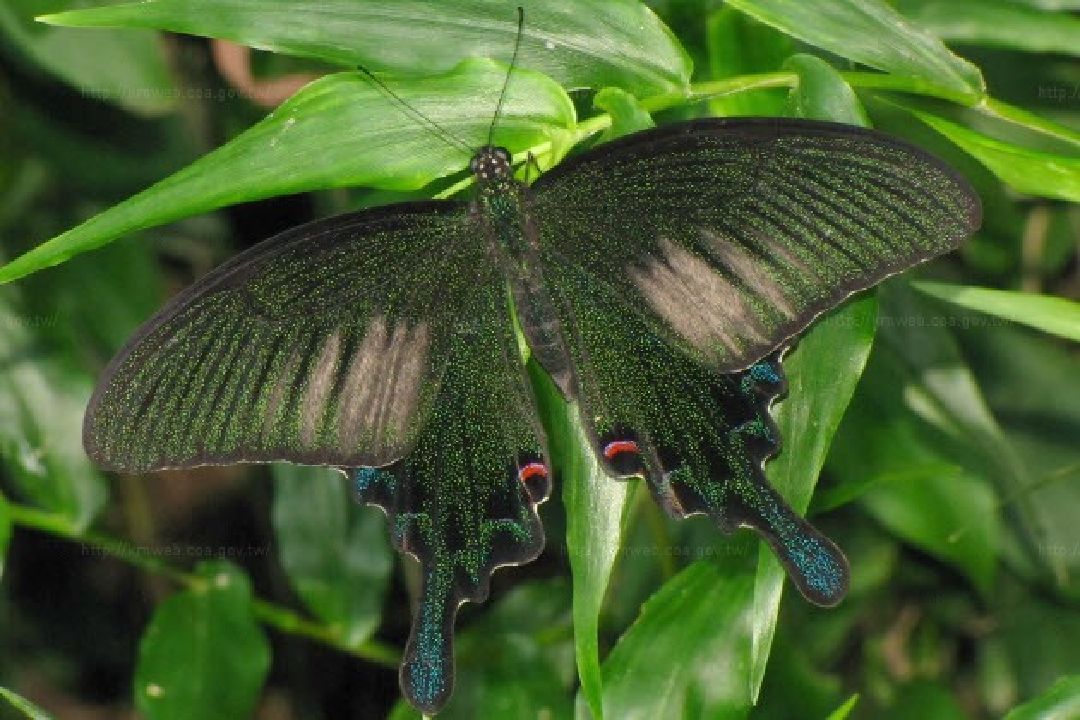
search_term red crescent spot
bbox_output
[603,440,640,460]
[518,462,548,483]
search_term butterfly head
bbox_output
[470,146,512,183]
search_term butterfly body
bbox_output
[84,118,980,713]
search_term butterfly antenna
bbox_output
[487,6,525,147]
[356,65,473,156]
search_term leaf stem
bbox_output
[6,502,400,668]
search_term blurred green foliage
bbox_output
[1,0,1079,718]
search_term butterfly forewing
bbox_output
[86,204,479,471]
[533,118,982,373]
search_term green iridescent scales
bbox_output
[83,118,981,714]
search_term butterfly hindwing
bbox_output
[543,261,848,604]
[532,118,981,374]
[349,276,550,714]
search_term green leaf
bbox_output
[895,0,1080,57]
[0,294,106,531]
[0,493,10,581]
[749,56,876,699]
[0,687,54,720]
[594,87,654,143]
[0,59,575,285]
[861,467,998,593]
[0,0,174,116]
[39,0,691,97]
[903,106,1080,202]
[389,578,574,719]
[825,694,860,720]
[705,7,792,117]
[913,282,1080,344]
[271,464,392,647]
[751,297,878,696]
[134,561,270,720]
[528,357,631,720]
[724,0,985,101]
[600,561,756,719]
[1005,675,1080,720]
[784,54,869,126]
[829,284,1014,593]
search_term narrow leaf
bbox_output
[1004,675,1080,720]
[725,0,985,101]
[272,465,392,647]
[896,0,1080,57]
[39,0,691,97]
[135,561,270,720]
[601,562,756,719]
[0,688,55,720]
[826,694,860,720]
[0,0,173,116]
[0,60,575,285]
[749,58,877,699]
[904,107,1080,202]
[914,282,1080,344]
[0,493,10,581]
[528,358,630,720]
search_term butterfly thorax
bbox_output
[469,145,574,396]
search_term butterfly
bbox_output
[83,108,980,711]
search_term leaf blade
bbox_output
[0,59,575,285]
[134,561,270,720]
[39,0,691,97]
[725,0,985,101]
[272,465,392,647]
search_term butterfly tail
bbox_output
[401,565,458,714]
[731,482,850,606]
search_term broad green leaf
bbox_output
[271,464,391,647]
[861,467,998,593]
[0,59,575,285]
[913,282,1080,344]
[40,0,691,97]
[0,294,106,531]
[600,561,756,719]
[896,0,1080,57]
[594,87,654,143]
[389,579,574,719]
[1004,675,1080,719]
[527,357,630,720]
[904,107,1080,202]
[724,0,985,101]
[879,285,1058,587]
[706,7,792,117]
[783,54,869,126]
[0,493,9,581]
[134,561,270,720]
[749,58,876,699]
[0,687,54,720]
[955,324,1080,593]
[0,0,173,116]
[829,285,1015,593]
